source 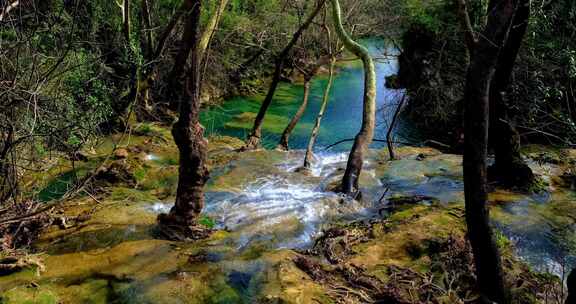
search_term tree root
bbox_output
[156,215,212,241]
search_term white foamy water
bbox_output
[146,151,373,249]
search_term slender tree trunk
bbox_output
[386,95,406,160]
[277,76,312,151]
[141,0,154,58]
[243,0,327,150]
[302,58,336,170]
[198,0,229,63]
[488,0,534,188]
[331,0,376,195]
[158,0,210,240]
[122,0,131,43]
[461,0,518,302]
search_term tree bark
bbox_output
[158,0,209,240]
[198,0,229,63]
[277,76,312,151]
[141,0,154,58]
[122,0,131,43]
[243,0,327,150]
[302,58,336,170]
[167,0,201,108]
[386,95,406,160]
[461,0,518,302]
[488,0,534,188]
[331,0,377,195]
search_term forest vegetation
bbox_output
[0,0,575,303]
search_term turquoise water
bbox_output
[200,39,418,150]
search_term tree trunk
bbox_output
[302,58,336,170]
[331,0,377,195]
[243,0,327,150]
[198,0,229,63]
[167,0,201,109]
[122,0,131,43]
[488,0,534,188]
[386,95,406,160]
[158,0,210,241]
[462,0,518,302]
[141,0,154,58]
[277,76,312,151]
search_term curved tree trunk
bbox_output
[277,76,312,151]
[331,0,376,195]
[302,58,336,170]
[488,0,534,188]
[461,0,518,302]
[158,0,210,241]
[243,0,327,150]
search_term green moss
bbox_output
[1,287,59,304]
[109,187,157,202]
[199,215,216,229]
[225,112,290,134]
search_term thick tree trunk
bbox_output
[243,0,326,150]
[277,76,312,151]
[488,0,534,188]
[462,0,518,302]
[158,0,210,240]
[331,0,377,195]
[167,0,201,109]
[302,58,336,170]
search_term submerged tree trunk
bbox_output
[302,58,336,170]
[488,0,534,188]
[278,76,312,151]
[331,0,377,195]
[461,0,518,302]
[243,0,327,150]
[158,0,210,240]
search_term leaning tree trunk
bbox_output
[243,0,327,150]
[488,0,534,188]
[331,0,376,195]
[302,58,336,170]
[462,0,518,302]
[277,76,312,151]
[158,0,210,241]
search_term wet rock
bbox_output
[0,256,44,276]
[114,148,129,159]
[382,195,437,213]
[93,161,136,186]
